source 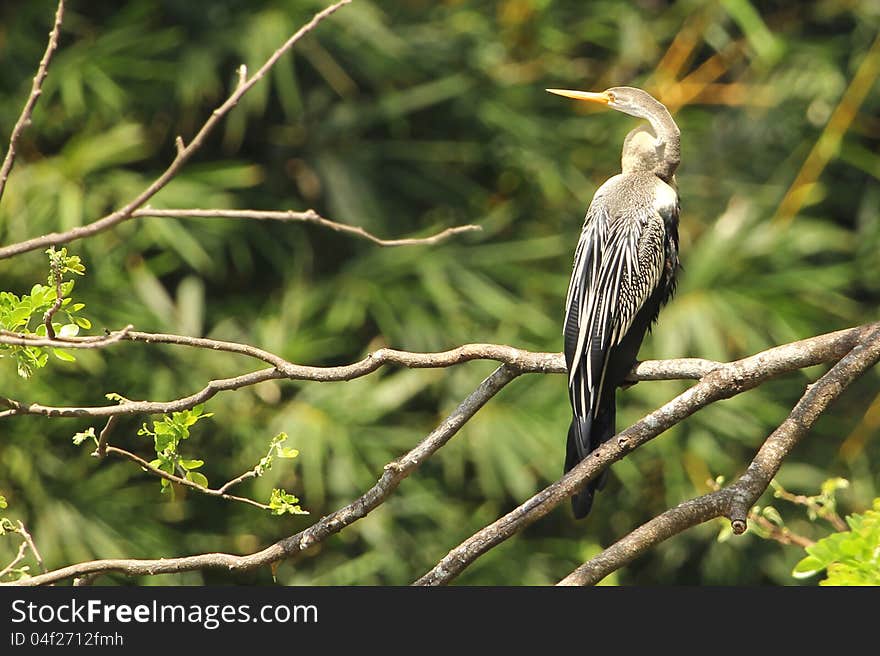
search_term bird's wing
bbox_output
[564,194,667,430]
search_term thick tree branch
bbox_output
[0,0,350,261]
[0,0,65,204]
[0,336,715,420]
[557,325,880,585]
[413,322,879,586]
[131,208,481,247]
[9,365,519,586]
[5,323,876,586]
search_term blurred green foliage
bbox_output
[0,0,878,585]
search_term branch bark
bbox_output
[557,323,880,585]
[0,332,716,420]
[0,0,351,261]
[130,208,481,246]
[413,322,879,586]
[9,365,519,586]
[0,0,65,204]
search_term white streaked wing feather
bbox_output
[565,195,667,420]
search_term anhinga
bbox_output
[547,86,681,518]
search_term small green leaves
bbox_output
[268,488,308,516]
[45,247,86,279]
[0,248,92,377]
[791,499,880,585]
[254,432,299,477]
[139,405,213,494]
[52,348,76,362]
[139,405,213,456]
[72,427,97,446]
[0,495,6,509]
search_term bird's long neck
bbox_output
[640,98,680,181]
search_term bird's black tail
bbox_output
[565,399,615,519]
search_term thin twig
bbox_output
[16,521,46,574]
[771,485,848,532]
[0,0,65,204]
[42,253,64,339]
[0,325,133,348]
[0,541,29,579]
[216,470,260,496]
[748,511,815,549]
[131,208,481,247]
[0,0,351,261]
[10,365,519,586]
[103,446,269,511]
[94,415,118,458]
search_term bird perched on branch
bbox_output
[547,86,681,518]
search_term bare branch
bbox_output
[130,208,482,247]
[15,521,45,574]
[414,322,879,586]
[5,323,877,586]
[94,415,118,458]
[556,324,880,586]
[216,470,260,496]
[0,520,46,580]
[0,334,717,420]
[0,325,133,349]
[10,365,519,586]
[0,0,65,204]
[0,367,282,418]
[0,0,351,261]
[0,541,29,580]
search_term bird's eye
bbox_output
[607,92,616,103]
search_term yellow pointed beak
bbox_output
[545,89,611,105]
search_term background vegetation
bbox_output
[0,0,878,585]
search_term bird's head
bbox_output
[546,86,667,122]
[546,85,680,179]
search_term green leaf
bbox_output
[185,471,209,488]
[72,427,96,445]
[154,431,176,454]
[268,488,308,516]
[792,556,824,579]
[179,459,204,470]
[51,348,76,362]
[58,324,79,338]
[0,495,7,509]
[74,316,92,329]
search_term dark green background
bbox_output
[0,0,878,585]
